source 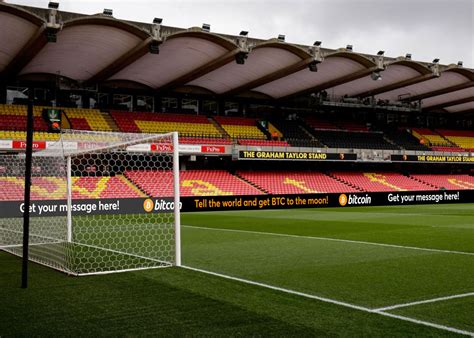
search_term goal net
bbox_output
[0,130,180,276]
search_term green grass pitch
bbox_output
[1,203,473,336]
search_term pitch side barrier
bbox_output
[0,190,473,217]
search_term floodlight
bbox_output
[313,41,322,46]
[103,8,113,16]
[308,60,318,72]
[153,18,163,24]
[405,53,412,60]
[432,58,440,64]
[377,50,384,56]
[277,34,285,42]
[45,29,57,42]
[239,31,248,36]
[149,41,160,54]
[235,51,248,65]
[202,23,210,32]
[48,2,59,9]
[371,71,382,81]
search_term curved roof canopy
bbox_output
[0,2,472,113]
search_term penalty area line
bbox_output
[182,265,474,337]
[374,292,474,312]
[183,225,474,256]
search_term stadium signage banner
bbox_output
[239,151,357,161]
[12,140,47,150]
[0,190,472,217]
[0,198,181,218]
[180,189,474,211]
[201,145,226,153]
[0,140,230,155]
[391,154,474,163]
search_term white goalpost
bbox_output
[0,130,181,276]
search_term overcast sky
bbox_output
[7,0,474,68]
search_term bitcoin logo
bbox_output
[338,194,348,207]
[143,198,154,212]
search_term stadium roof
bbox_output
[0,2,473,113]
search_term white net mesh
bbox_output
[0,130,180,275]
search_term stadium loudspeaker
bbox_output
[308,61,318,72]
[149,41,161,54]
[235,52,248,65]
[371,72,382,81]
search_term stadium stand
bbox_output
[237,171,360,194]
[180,137,232,145]
[412,128,452,147]
[313,130,398,150]
[0,104,112,132]
[303,116,369,132]
[379,127,430,151]
[62,107,113,131]
[0,131,60,142]
[430,146,466,152]
[410,174,474,190]
[238,139,289,147]
[0,105,49,131]
[0,175,144,201]
[213,116,266,140]
[435,129,474,151]
[304,116,340,130]
[271,119,324,148]
[331,172,435,192]
[111,111,222,138]
[125,170,263,197]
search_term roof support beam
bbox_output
[449,108,474,114]
[1,24,48,81]
[158,48,241,92]
[222,57,315,97]
[85,38,154,84]
[423,96,474,111]
[403,81,474,102]
[280,66,378,100]
[354,73,436,98]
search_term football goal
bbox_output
[0,130,180,276]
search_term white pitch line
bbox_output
[374,292,474,312]
[183,225,474,256]
[182,265,474,337]
[0,241,63,249]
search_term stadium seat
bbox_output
[111,111,223,138]
[213,116,266,140]
[410,174,474,190]
[0,175,145,201]
[237,171,360,194]
[331,172,435,192]
[125,170,264,197]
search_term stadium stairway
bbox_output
[409,174,474,190]
[101,111,120,132]
[234,172,270,194]
[412,128,456,149]
[382,135,401,150]
[237,171,360,194]
[208,117,231,139]
[407,175,439,190]
[325,172,365,192]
